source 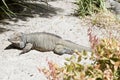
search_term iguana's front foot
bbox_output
[19,43,33,55]
[54,45,74,55]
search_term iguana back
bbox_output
[26,32,62,51]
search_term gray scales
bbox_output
[8,32,91,55]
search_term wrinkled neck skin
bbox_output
[19,33,27,49]
[22,33,27,44]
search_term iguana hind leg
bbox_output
[54,45,74,55]
[19,43,33,55]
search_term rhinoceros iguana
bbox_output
[8,32,91,55]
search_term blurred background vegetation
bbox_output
[1,0,120,19]
[75,0,120,29]
[0,0,48,19]
[75,0,106,17]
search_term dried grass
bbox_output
[92,10,120,29]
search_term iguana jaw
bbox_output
[8,32,27,49]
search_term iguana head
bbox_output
[8,32,26,49]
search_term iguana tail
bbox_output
[58,40,92,52]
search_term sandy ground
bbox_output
[0,0,113,80]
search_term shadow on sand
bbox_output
[0,1,63,22]
[0,0,63,34]
[0,27,11,33]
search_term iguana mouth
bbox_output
[8,39,21,43]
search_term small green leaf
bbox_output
[110,60,115,65]
[70,55,76,60]
[77,55,81,62]
[82,50,88,56]
[65,58,71,61]
[67,64,73,72]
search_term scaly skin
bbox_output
[8,32,91,55]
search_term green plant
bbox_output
[75,0,106,17]
[89,38,120,80]
[0,0,48,19]
[0,0,16,18]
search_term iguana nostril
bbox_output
[8,38,12,42]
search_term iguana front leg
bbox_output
[54,45,74,55]
[19,43,33,55]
